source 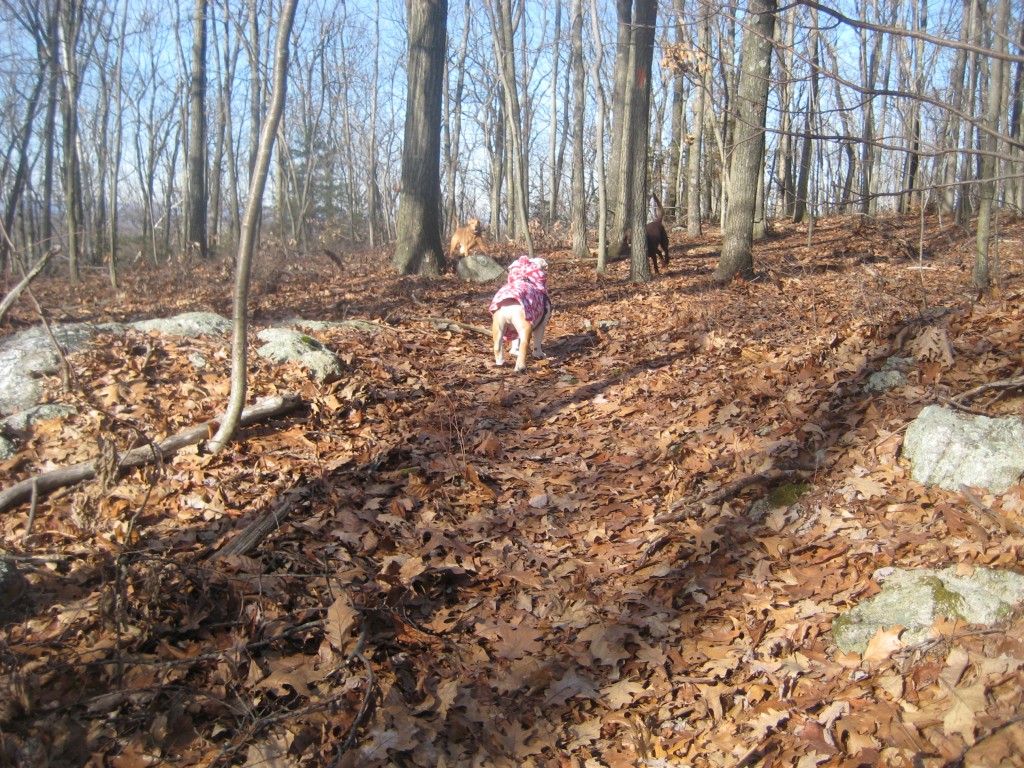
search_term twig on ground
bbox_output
[958,484,1024,537]
[951,376,1024,404]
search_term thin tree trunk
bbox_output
[187,0,208,259]
[973,0,1009,291]
[209,0,298,454]
[547,0,562,224]
[590,0,610,272]
[57,0,84,284]
[487,0,533,254]
[792,5,818,224]
[570,0,587,259]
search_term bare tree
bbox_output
[713,0,777,285]
[443,0,472,235]
[393,0,448,276]
[0,0,54,274]
[208,0,298,454]
[486,0,533,252]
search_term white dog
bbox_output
[489,255,552,373]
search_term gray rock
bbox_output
[130,311,232,337]
[902,405,1024,493]
[2,404,78,433]
[865,357,914,394]
[832,566,1024,653]
[0,323,124,415]
[0,435,13,461]
[255,328,343,382]
[456,254,506,283]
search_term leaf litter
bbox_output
[2,215,1024,766]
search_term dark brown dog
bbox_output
[646,193,670,274]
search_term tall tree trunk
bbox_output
[608,0,633,238]
[57,0,84,284]
[956,0,984,226]
[209,0,298,454]
[687,8,709,237]
[547,0,562,224]
[444,0,472,234]
[570,0,587,259]
[187,0,208,259]
[973,0,1009,291]
[626,0,658,283]
[487,0,533,253]
[590,0,610,271]
[393,0,448,276]
[368,0,382,248]
[107,1,129,289]
[713,0,776,284]
[792,5,818,224]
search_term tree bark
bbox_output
[570,0,588,260]
[973,0,1010,291]
[626,0,658,283]
[590,0,610,272]
[57,0,84,284]
[187,0,209,260]
[393,0,448,276]
[713,0,777,285]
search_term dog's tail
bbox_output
[651,192,664,223]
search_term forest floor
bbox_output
[2,213,1024,767]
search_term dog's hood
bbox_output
[504,255,548,293]
[489,255,550,331]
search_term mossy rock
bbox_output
[832,566,1024,654]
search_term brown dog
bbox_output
[646,193,670,274]
[449,218,485,259]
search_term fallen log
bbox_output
[0,393,304,514]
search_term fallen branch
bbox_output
[0,394,304,514]
[210,481,317,561]
[0,248,57,324]
[951,376,1024,404]
[654,468,807,524]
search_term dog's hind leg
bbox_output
[514,324,533,373]
[492,314,507,367]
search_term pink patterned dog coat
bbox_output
[489,256,551,341]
